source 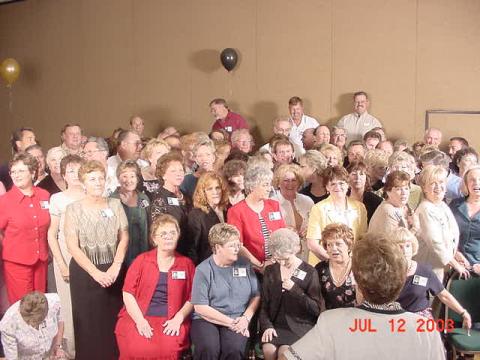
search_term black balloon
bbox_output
[220,48,238,72]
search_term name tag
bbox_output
[40,201,49,210]
[140,199,150,209]
[233,267,247,277]
[293,268,307,281]
[225,126,233,133]
[167,197,180,206]
[412,275,428,287]
[268,211,282,221]
[101,208,114,218]
[172,271,186,280]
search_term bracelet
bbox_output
[242,314,251,322]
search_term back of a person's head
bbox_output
[352,233,407,305]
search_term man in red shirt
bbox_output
[210,98,249,135]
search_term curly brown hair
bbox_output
[193,172,229,213]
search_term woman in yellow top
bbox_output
[306,166,367,265]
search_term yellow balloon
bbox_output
[0,58,21,87]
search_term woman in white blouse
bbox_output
[272,164,314,261]
[415,165,470,282]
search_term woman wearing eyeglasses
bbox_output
[116,214,195,359]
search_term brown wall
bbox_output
[0,0,480,161]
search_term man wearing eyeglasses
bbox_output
[107,130,143,175]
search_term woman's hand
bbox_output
[455,252,471,269]
[59,263,70,283]
[162,313,183,336]
[231,315,250,335]
[136,317,154,339]
[462,311,472,331]
[106,263,122,283]
[91,269,113,288]
[282,278,295,291]
[473,263,480,275]
[453,262,471,280]
[261,328,278,343]
[50,346,67,359]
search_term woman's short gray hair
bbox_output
[244,165,273,194]
[268,228,300,257]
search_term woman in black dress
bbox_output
[260,228,321,360]
[150,152,192,258]
[315,223,358,309]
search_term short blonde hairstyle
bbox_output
[46,146,67,167]
[417,165,447,191]
[150,214,180,247]
[364,149,389,168]
[269,228,300,257]
[298,150,327,175]
[141,138,171,161]
[391,227,419,256]
[321,223,354,251]
[319,143,343,166]
[352,232,407,305]
[116,159,141,180]
[273,164,304,190]
[208,223,240,252]
[192,139,216,157]
[78,160,106,183]
[193,172,229,213]
[463,165,480,196]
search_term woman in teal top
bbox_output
[111,160,150,266]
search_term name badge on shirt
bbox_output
[172,271,186,280]
[40,200,50,210]
[412,275,428,287]
[101,208,114,218]
[140,199,150,209]
[293,268,307,281]
[225,126,233,133]
[233,267,247,277]
[167,197,180,206]
[268,211,281,221]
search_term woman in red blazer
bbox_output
[228,165,285,273]
[115,214,195,359]
[0,153,50,304]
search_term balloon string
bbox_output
[8,87,13,113]
[228,72,233,98]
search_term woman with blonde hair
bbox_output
[298,150,328,203]
[65,160,129,359]
[318,143,343,168]
[181,139,216,198]
[415,165,469,282]
[392,227,472,329]
[38,146,68,194]
[272,164,314,261]
[186,172,229,264]
[139,138,171,199]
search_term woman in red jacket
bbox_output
[228,165,286,273]
[115,214,195,359]
[0,153,50,304]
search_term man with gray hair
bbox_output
[424,128,443,147]
[82,136,118,195]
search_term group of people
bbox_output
[0,92,478,359]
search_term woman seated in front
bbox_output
[260,228,321,360]
[115,214,195,359]
[393,227,472,329]
[191,223,260,360]
[316,223,358,310]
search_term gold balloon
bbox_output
[0,58,21,87]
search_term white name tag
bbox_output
[101,208,114,218]
[172,271,186,280]
[167,197,180,206]
[233,267,247,277]
[40,201,49,210]
[412,275,428,287]
[293,268,307,281]
[140,199,150,209]
[225,126,233,133]
[268,211,282,221]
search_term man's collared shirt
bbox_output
[337,111,381,142]
[288,114,319,154]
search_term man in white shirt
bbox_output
[337,91,382,141]
[107,130,143,174]
[287,96,319,153]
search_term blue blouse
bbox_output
[449,198,480,264]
